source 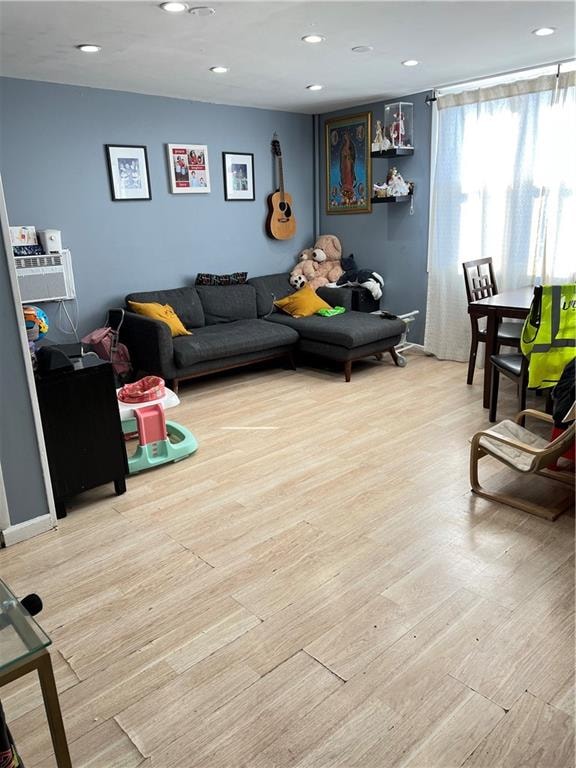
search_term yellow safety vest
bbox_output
[521,284,576,389]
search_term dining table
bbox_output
[468,286,534,408]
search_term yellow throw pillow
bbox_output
[128,301,192,337]
[274,284,332,318]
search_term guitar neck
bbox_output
[277,156,285,202]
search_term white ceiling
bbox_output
[0,1,574,113]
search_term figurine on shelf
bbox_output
[373,182,390,198]
[386,167,410,196]
[389,110,406,147]
[372,120,391,153]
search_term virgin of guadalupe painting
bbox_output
[325,112,372,214]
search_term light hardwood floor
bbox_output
[1,352,574,768]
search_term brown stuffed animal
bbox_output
[311,234,344,286]
[290,248,318,289]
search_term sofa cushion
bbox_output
[275,284,332,318]
[196,285,258,325]
[266,312,405,349]
[248,274,295,317]
[195,272,248,286]
[172,319,298,368]
[127,301,192,337]
[125,287,205,328]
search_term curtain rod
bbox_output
[426,58,575,102]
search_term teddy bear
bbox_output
[310,234,344,286]
[290,248,319,289]
[289,235,344,290]
[336,253,384,300]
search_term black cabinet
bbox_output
[35,357,127,518]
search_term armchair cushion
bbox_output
[478,419,549,471]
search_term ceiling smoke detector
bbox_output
[189,6,216,16]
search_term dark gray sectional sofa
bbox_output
[121,274,405,390]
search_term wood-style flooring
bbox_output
[1,352,574,767]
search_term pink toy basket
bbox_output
[118,376,165,404]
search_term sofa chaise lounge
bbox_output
[120,274,405,390]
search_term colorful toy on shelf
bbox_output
[373,182,390,198]
[23,305,49,341]
[389,112,405,147]
[386,167,411,196]
[372,120,391,153]
[384,102,414,149]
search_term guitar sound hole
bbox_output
[280,203,292,218]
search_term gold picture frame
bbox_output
[325,112,372,214]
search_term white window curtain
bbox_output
[425,70,576,362]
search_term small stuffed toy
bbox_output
[336,253,385,300]
[290,248,318,289]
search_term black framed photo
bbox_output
[222,152,255,201]
[105,144,151,201]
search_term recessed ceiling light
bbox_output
[533,27,556,36]
[189,6,215,15]
[160,2,188,13]
[302,34,326,44]
[306,84,323,91]
[210,66,229,74]
[352,45,373,53]
[76,44,101,53]
[402,59,419,67]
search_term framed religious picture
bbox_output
[105,145,151,201]
[166,143,211,193]
[325,112,372,214]
[222,152,255,201]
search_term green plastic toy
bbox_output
[316,306,346,316]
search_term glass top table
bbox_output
[0,578,71,767]
[0,578,51,672]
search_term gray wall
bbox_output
[319,93,431,342]
[0,78,314,339]
[0,189,52,526]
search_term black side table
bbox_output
[348,287,381,313]
[35,357,128,518]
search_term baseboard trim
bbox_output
[1,514,55,547]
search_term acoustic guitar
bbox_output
[266,135,297,240]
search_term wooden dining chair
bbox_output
[462,258,522,385]
[489,352,529,422]
[470,404,575,520]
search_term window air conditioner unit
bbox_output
[14,249,76,303]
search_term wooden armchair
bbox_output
[470,405,575,520]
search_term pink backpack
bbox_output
[82,322,132,379]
